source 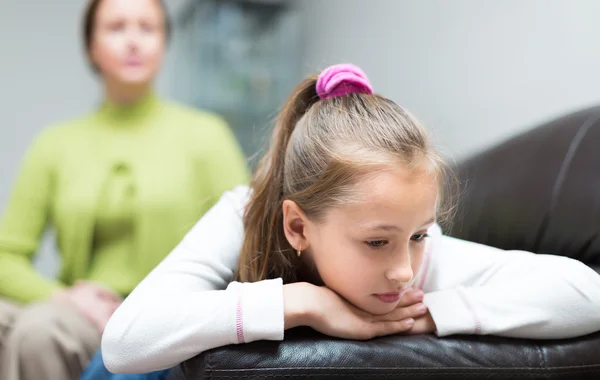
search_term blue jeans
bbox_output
[80,349,171,380]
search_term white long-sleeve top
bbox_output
[101,185,600,374]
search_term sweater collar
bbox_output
[96,91,161,125]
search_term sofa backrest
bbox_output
[447,105,600,267]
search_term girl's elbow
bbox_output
[559,257,600,304]
[101,322,140,374]
[101,332,127,373]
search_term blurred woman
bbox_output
[0,0,249,379]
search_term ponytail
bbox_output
[235,76,319,283]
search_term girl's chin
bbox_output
[351,297,399,316]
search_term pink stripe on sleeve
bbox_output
[457,287,482,334]
[236,296,245,343]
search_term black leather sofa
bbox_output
[170,106,600,379]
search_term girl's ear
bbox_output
[282,200,309,253]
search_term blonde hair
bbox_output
[235,74,455,283]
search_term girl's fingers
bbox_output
[396,289,424,307]
[374,302,428,322]
[371,318,415,338]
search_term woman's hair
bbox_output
[82,0,171,69]
[235,64,456,283]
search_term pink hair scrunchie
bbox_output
[316,63,374,100]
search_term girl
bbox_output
[101,64,600,374]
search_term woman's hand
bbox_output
[283,283,430,340]
[52,281,122,334]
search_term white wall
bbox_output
[299,0,600,160]
[4,0,600,275]
[0,0,188,276]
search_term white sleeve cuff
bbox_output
[423,287,482,337]
[236,278,285,343]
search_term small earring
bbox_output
[297,244,302,258]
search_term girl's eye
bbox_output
[366,240,388,249]
[411,233,430,242]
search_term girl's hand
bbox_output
[283,283,429,340]
[373,288,437,335]
[407,310,437,335]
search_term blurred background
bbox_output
[2,0,600,276]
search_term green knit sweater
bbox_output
[0,92,249,303]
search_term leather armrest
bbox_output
[172,327,600,379]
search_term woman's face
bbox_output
[289,167,438,316]
[89,0,166,86]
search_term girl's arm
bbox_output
[421,225,600,339]
[101,186,288,374]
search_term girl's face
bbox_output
[285,166,438,316]
[90,0,166,86]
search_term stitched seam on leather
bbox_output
[531,111,600,252]
[208,368,600,378]
[456,287,482,334]
[211,365,600,371]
